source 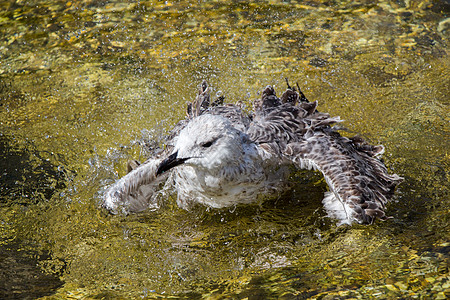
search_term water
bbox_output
[0,0,448,298]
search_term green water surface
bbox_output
[0,0,448,299]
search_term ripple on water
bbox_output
[0,0,448,298]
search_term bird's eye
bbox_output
[201,141,213,148]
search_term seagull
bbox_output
[103,80,402,225]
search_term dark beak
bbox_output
[156,151,189,176]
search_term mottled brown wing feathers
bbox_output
[248,85,340,154]
[250,83,402,224]
[285,133,403,224]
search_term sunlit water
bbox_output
[0,0,448,299]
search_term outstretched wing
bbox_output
[250,82,402,225]
[285,132,403,225]
[103,158,169,214]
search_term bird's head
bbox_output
[156,114,248,175]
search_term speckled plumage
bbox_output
[103,81,402,225]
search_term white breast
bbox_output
[172,157,292,209]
